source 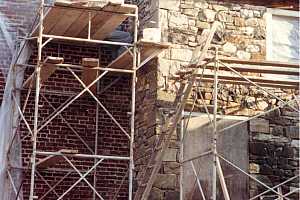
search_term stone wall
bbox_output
[249,104,300,199]
[134,0,299,199]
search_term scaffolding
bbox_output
[134,21,299,200]
[5,0,169,199]
[3,1,299,200]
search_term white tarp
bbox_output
[271,15,300,63]
[0,42,31,200]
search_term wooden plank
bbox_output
[198,78,298,89]
[32,7,66,36]
[36,149,78,169]
[186,64,299,76]
[199,73,299,86]
[91,4,128,40]
[217,58,300,69]
[78,10,113,39]
[49,8,83,35]
[81,58,99,93]
[108,41,170,69]
[23,57,64,88]
[64,11,96,37]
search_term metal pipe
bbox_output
[40,94,94,154]
[36,151,130,160]
[16,63,134,73]
[93,67,100,200]
[7,169,21,200]
[274,188,299,200]
[43,34,134,47]
[67,67,131,139]
[36,171,60,198]
[88,12,91,40]
[180,111,184,200]
[12,93,33,136]
[190,161,206,200]
[58,157,104,200]
[29,1,44,199]
[216,157,230,200]
[250,175,299,200]
[39,172,72,200]
[37,71,109,132]
[181,150,212,164]
[212,49,219,200]
[129,8,139,200]
[217,154,287,199]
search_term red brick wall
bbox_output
[20,43,132,199]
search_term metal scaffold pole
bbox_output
[29,0,44,199]
[212,47,218,200]
[129,7,139,200]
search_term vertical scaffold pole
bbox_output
[129,7,138,200]
[29,0,44,199]
[212,47,219,200]
[180,111,184,200]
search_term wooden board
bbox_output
[217,58,300,69]
[199,73,299,87]
[64,11,96,37]
[185,64,299,76]
[23,57,63,88]
[198,78,298,89]
[31,2,136,40]
[49,9,83,35]
[108,40,170,69]
[81,58,99,93]
[36,149,78,169]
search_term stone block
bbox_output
[234,17,245,26]
[285,126,300,139]
[194,1,209,9]
[164,162,180,174]
[171,48,193,62]
[153,174,177,189]
[182,8,199,17]
[249,163,260,174]
[169,11,189,29]
[249,142,268,156]
[149,187,164,200]
[237,50,251,60]
[212,4,228,12]
[196,21,210,29]
[198,9,216,22]
[222,42,237,54]
[245,18,259,27]
[246,44,260,53]
[271,125,284,136]
[250,119,270,133]
[160,0,180,11]
[165,191,180,200]
[163,148,178,162]
[291,140,300,149]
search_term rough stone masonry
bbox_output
[135,0,299,199]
